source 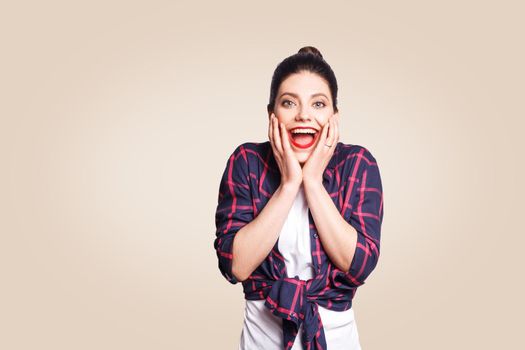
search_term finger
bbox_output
[280,122,293,155]
[325,116,336,148]
[269,113,276,142]
[269,115,282,161]
[330,116,339,152]
[268,115,275,147]
[273,117,284,156]
[312,120,330,157]
[319,119,330,146]
[268,114,273,142]
[334,114,340,144]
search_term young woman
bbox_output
[214,46,384,350]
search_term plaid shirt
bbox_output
[214,141,384,350]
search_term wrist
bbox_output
[279,180,301,194]
[303,176,323,189]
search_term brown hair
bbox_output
[267,46,338,113]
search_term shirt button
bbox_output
[313,233,318,239]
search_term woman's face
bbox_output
[271,70,338,165]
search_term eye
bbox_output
[314,101,326,108]
[282,99,295,108]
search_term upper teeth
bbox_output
[291,129,316,134]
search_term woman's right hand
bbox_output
[268,113,303,188]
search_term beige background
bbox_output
[1,1,523,349]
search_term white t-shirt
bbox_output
[239,185,362,350]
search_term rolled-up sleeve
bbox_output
[344,149,384,287]
[213,144,254,284]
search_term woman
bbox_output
[214,46,384,350]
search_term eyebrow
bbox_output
[278,92,329,99]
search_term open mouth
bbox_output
[288,127,319,149]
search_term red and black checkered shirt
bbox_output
[214,141,384,350]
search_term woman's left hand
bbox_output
[302,114,339,185]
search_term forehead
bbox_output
[278,71,331,97]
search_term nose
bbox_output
[295,106,311,122]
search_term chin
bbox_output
[295,152,311,165]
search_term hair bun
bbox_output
[297,46,323,59]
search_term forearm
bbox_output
[303,179,357,271]
[231,182,300,281]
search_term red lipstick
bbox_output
[288,127,319,149]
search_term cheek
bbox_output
[273,116,286,129]
[316,114,332,127]
[293,149,313,163]
[275,108,295,122]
